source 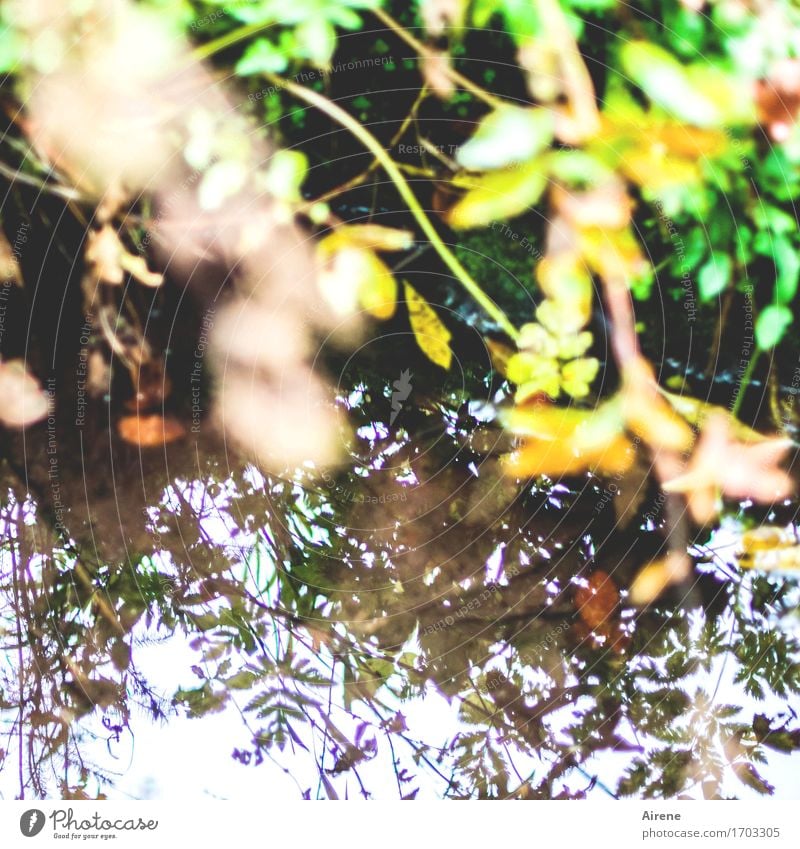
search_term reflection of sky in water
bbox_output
[90,639,800,801]
[2,457,800,800]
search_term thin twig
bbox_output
[268,73,520,341]
[371,8,504,109]
[0,160,85,203]
[188,21,277,65]
[303,86,428,209]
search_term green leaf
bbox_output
[756,304,792,350]
[0,23,21,74]
[773,235,800,304]
[174,684,229,717]
[456,107,553,171]
[620,41,720,127]
[547,149,613,186]
[263,150,308,202]
[225,3,276,25]
[471,0,541,41]
[226,670,258,690]
[327,6,363,29]
[697,255,731,301]
[236,37,289,75]
[567,0,617,10]
[295,17,336,65]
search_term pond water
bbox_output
[1,305,799,800]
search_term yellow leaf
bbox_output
[324,224,414,253]
[560,356,599,399]
[535,254,593,324]
[485,338,516,374]
[740,525,798,554]
[629,552,690,606]
[506,352,559,392]
[358,250,397,319]
[536,298,587,335]
[447,161,547,229]
[624,391,694,453]
[0,230,23,287]
[579,225,647,282]
[404,282,452,369]
[659,389,769,443]
[738,526,800,572]
[318,240,397,319]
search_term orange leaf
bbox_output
[575,570,619,632]
[502,402,635,479]
[574,570,629,652]
[505,433,633,478]
[118,414,185,447]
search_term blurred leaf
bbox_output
[0,360,49,428]
[509,353,560,401]
[472,0,541,42]
[698,254,731,301]
[733,761,774,795]
[198,161,247,211]
[0,229,23,286]
[660,390,769,443]
[318,239,398,319]
[575,570,618,629]
[456,106,553,171]
[536,256,593,328]
[174,684,229,718]
[773,234,800,303]
[663,414,793,523]
[738,526,800,572]
[630,553,691,606]
[502,401,634,478]
[0,23,21,73]
[622,366,695,453]
[756,304,792,349]
[263,150,308,202]
[621,41,724,128]
[117,414,186,447]
[328,224,414,252]
[447,162,547,228]
[575,569,629,651]
[295,18,336,65]
[560,356,599,399]
[236,37,290,75]
[226,670,257,690]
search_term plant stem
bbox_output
[270,74,520,341]
[189,20,276,64]
[300,86,427,209]
[371,8,505,109]
[731,348,761,418]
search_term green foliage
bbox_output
[756,304,793,350]
[199,0,380,67]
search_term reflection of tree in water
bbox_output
[2,354,799,800]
